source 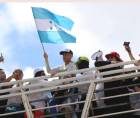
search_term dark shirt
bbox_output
[95,61,130,105]
[0,86,10,115]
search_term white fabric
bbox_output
[95,76,106,107]
[34,68,43,75]
[91,51,103,61]
[55,62,76,72]
[76,71,95,93]
[28,79,52,109]
[52,62,77,79]
[35,19,59,31]
[7,87,22,105]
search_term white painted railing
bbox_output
[0,60,140,118]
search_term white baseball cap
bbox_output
[34,68,44,76]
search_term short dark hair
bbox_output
[15,69,23,75]
[0,69,3,71]
[34,71,45,77]
[76,60,89,69]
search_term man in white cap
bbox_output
[44,49,77,78]
[44,49,77,118]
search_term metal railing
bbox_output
[0,60,140,118]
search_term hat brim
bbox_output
[60,51,73,55]
[60,51,65,55]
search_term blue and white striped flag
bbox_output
[32,7,76,44]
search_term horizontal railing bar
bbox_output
[89,108,140,118]
[95,82,140,93]
[0,75,92,94]
[0,60,138,88]
[0,110,25,117]
[98,66,140,77]
[0,71,140,100]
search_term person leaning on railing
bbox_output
[76,56,95,117]
[44,49,77,78]
[94,52,131,118]
[44,49,77,118]
[124,42,140,117]
[27,69,57,118]
[6,69,24,118]
[0,68,15,118]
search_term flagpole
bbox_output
[40,42,49,76]
[32,8,50,76]
[40,42,46,53]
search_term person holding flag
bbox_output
[44,49,77,118]
[32,7,77,118]
[44,49,77,78]
[32,6,77,77]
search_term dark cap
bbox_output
[60,49,73,55]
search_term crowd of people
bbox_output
[0,42,140,118]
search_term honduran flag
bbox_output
[32,7,76,44]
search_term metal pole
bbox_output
[19,82,34,118]
[81,82,96,118]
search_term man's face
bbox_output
[108,56,117,62]
[0,69,6,82]
[63,53,73,64]
[13,69,23,81]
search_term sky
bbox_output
[0,2,140,79]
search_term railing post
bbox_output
[81,81,96,118]
[19,82,34,118]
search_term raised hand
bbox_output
[44,52,48,61]
[123,42,131,53]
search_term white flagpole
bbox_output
[40,42,46,53]
[40,42,49,77]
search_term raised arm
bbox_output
[5,75,14,82]
[4,75,14,88]
[123,43,140,66]
[124,43,136,60]
[44,52,60,76]
[44,52,52,73]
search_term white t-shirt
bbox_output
[95,76,105,107]
[28,79,52,109]
[7,86,22,105]
[76,71,95,93]
[52,62,77,79]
